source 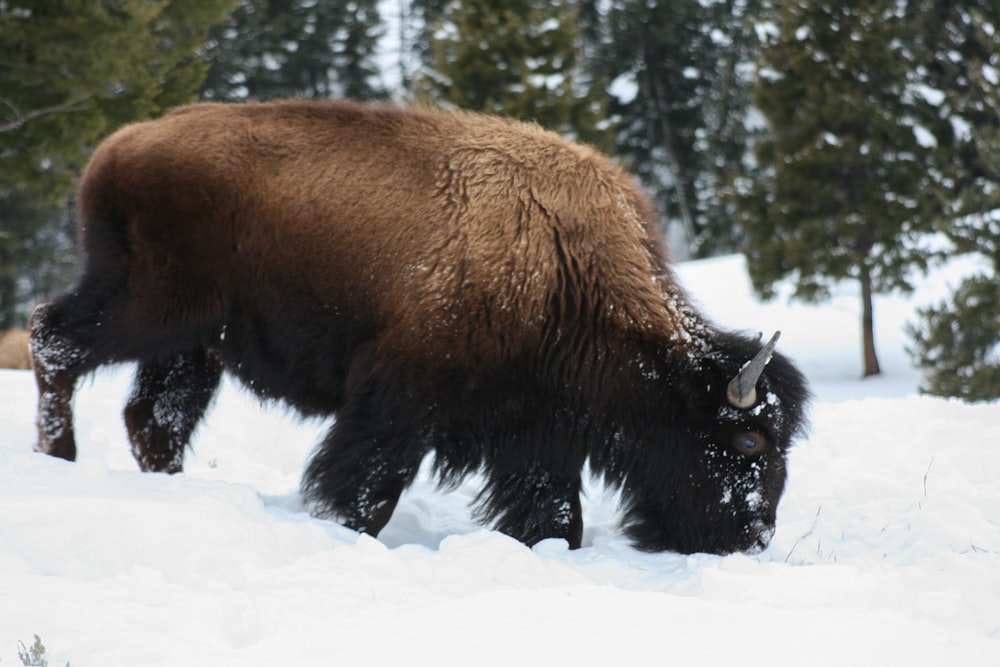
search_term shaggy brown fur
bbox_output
[29,100,809,554]
[0,328,30,370]
[76,101,684,374]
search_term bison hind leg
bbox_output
[28,300,108,461]
[476,468,584,549]
[124,348,223,473]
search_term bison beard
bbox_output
[28,99,810,555]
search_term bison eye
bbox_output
[732,431,767,458]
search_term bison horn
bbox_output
[727,331,781,410]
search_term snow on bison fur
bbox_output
[29,99,809,554]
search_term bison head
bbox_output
[617,331,810,555]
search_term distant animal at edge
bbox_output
[0,328,31,370]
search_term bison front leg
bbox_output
[124,348,223,473]
[301,418,426,537]
[477,467,584,549]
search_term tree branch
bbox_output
[0,94,93,134]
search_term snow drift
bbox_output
[1,254,997,665]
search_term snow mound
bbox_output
[1,254,997,665]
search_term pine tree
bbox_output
[1,0,237,198]
[0,0,237,328]
[605,0,704,254]
[697,0,766,257]
[906,0,1000,400]
[0,193,74,328]
[604,0,763,258]
[417,0,610,148]
[200,0,386,101]
[909,274,1000,402]
[907,0,1000,261]
[736,0,942,377]
[393,0,450,93]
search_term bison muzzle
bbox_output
[29,99,809,554]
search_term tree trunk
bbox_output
[860,266,881,377]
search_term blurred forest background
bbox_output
[1,0,998,400]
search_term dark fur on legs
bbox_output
[124,348,223,473]
[30,274,221,471]
[301,365,430,535]
[476,468,583,548]
[302,422,427,536]
[28,300,104,461]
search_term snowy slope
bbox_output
[1,255,997,666]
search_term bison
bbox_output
[29,99,809,554]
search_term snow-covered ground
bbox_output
[1,254,997,665]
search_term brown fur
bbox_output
[29,99,809,553]
[78,100,689,375]
[0,328,30,370]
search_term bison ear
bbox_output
[726,331,780,410]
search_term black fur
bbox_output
[31,267,809,554]
[297,327,809,554]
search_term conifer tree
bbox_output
[0,193,73,328]
[417,0,610,148]
[200,0,385,101]
[0,0,236,328]
[906,0,1000,400]
[394,0,449,93]
[909,273,1000,402]
[736,0,942,377]
[605,0,763,257]
[2,0,237,198]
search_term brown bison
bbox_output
[29,99,809,554]
[0,328,31,370]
